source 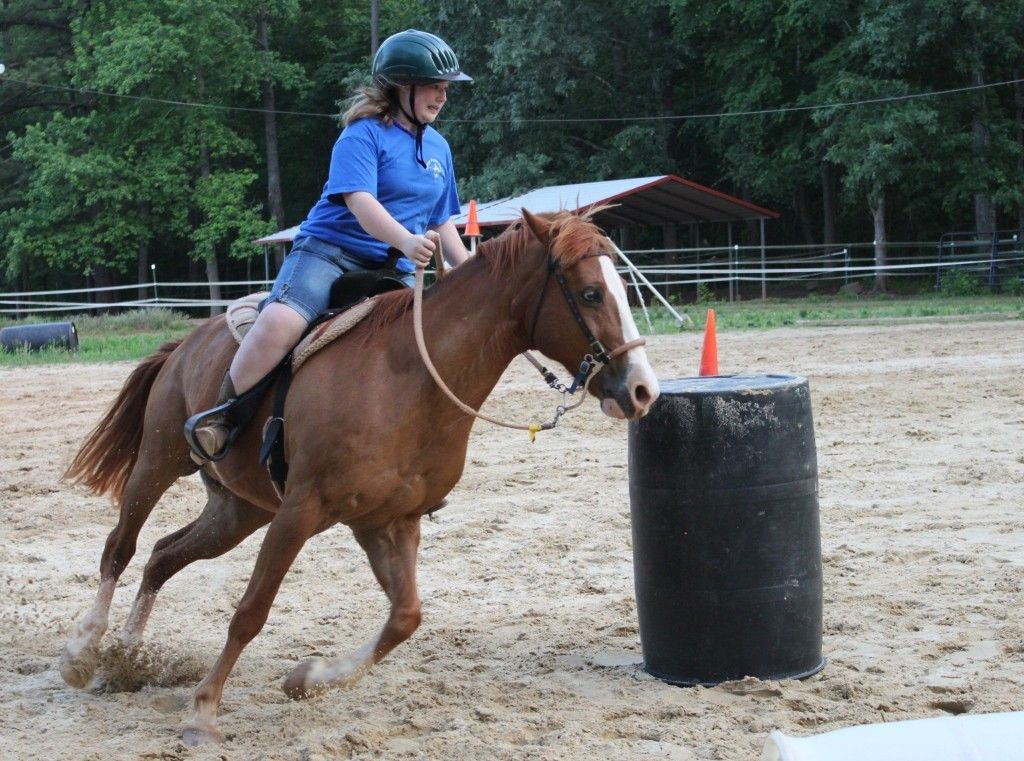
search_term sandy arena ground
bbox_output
[1,318,1022,760]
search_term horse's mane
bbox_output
[360,207,609,340]
[483,206,610,278]
[361,288,415,338]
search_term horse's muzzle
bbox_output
[597,354,660,420]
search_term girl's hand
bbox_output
[400,233,437,266]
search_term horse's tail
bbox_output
[64,340,182,501]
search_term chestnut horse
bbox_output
[60,209,659,744]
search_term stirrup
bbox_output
[184,361,288,464]
[184,401,240,463]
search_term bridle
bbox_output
[412,245,646,439]
[525,251,646,396]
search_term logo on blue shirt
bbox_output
[425,158,444,180]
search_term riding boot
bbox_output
[189,372,237,465]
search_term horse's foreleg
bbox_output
[183,502,322,746]
[60,459,182,688]
[120,489,271,647]
[282,515,423,699]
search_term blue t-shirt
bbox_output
[298,117,461,273]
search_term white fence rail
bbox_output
[1,243,1021,316]
[0,279,274,315]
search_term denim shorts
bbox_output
[264,235,414,323]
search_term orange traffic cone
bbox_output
[464,199,480,237]
[698,308,718,376]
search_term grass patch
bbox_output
[0,309,198,366]
[638,293,1024,332]
[1,296,1021,366]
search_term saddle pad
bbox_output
[292,298,378,372]
[226,292,268,344]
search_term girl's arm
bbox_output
[343,191,437,265]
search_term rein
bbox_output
[412,245,645,440]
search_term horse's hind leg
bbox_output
[282,514,423,699]
[59,452,188,688]
[120,479,272,647]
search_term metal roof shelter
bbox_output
[254,224,301,246]
[450,175,778,229]
[253,175,777,246]
[447,174,779,306]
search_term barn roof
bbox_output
[253,224,301,246]
[252,174,778,246]
[452,175,779,229]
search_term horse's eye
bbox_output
[580,286,603,305]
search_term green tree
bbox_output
[5,0,1023,306]
[3,0,276,310]
[674,0,861,245]
[257,0,419,229]
[253,0,308,268]
[422,0,685,199]
[0,0,78,292]
[937,0,1024,235]
[3,111,187,300]
[814,77,940,291]
[810,0,1022,290]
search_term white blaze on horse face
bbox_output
[599,255,641,343]
[598,255,660,416]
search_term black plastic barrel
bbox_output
[628,373,824,686]
[0,321,79,353]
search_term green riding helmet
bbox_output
[372,29,472,86]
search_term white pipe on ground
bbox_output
[762,711,1024,761]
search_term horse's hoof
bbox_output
[182,724,224,747]
[59,647,98,689]
[282,661,317,700]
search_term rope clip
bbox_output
[566,355,598,394]
[528,422,542,442]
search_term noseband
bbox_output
[526,251,646,394]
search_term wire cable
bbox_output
[2,71,1021,124]
[0,72,335,118]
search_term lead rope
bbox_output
[413,257,596,441]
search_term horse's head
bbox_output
[517,208,660,420]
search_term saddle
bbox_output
[227,295,377,371]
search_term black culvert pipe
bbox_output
[0,322,79,353]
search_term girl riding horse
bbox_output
[61,207,659,745]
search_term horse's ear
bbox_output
[521,208,550,246]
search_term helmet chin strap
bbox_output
[398,85,427,168]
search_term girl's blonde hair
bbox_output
[342,83,397,127]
